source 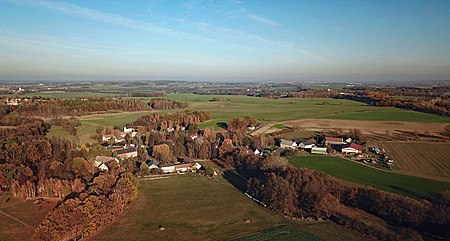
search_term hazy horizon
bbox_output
[1,0,450,82]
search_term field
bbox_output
[319,109,450,123]
[289,156,450,200]
[370,141,450,182]
[232,225,323,241]
[0,194,59,241]
[90,174,374,241]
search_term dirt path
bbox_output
[249,122,276,136]
[0,209,34,229]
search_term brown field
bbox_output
[0,195,59,241]
[369,141,450,182]
[281,119,449,141]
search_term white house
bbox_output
[190,133,198,140]
[94,156,120,171]
[146,160,159,170]
[160,164,176,173]
[280,139,297,149]
[254,149,261,155]
[98,163,109,171]
[123,126,134,133]
[192,162,202,171]
[248,126,256,131]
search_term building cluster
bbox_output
[278,136,363,156]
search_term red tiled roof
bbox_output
[348,143,363,150]
[325,137,343,142]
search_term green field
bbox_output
[91,174,374,241]
[289,156,450,200]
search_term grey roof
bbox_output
[146,159,160,166]
[280,139,295,146]
[114,147,137,155]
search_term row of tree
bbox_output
[133,111,211,131]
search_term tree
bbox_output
[152,144,175,163]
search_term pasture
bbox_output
[90,174,372,241]
[289,156,450,200]
[320,109,450,123]
[371,141,450,182]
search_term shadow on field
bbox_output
[388,185,424,200]
[216,122,228,129]
[223,170,247,192]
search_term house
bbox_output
[341,143,363,154]
[123,126,134,133]
[248,126,256,131]
[146,160,160,170]
[345,138,353,143]
[114,146,138,159]
[174,163,192,173]
[325,137,345,145]
[94,156,119,171]
[102,134,114,142]
[192,162,202,171]
[254,149,261,155]
[311,147,328,155]
[190,133,198,140]
[159,163,176,173]
[280,139,297,149]
[6,98,20,106]
[298,139,316,149]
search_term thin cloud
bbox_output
[10,0,183,36]
[247,13,278,26]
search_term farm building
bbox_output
[94,156,120,171]
[145,160,160,170]
[190,133,198,140]
[311,147,328,155]
[160,163,176,173]
[280,139,298,149]
[174,163,192,173]
[298,139,316,149]
[341,143,363,154]
[114,146,138,159]
[325,137,345,145]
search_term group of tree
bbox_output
[227,116,257,133]
[128,91,165,97]
[15,98,150,117]
[288,90,339,98]
[148,98,187,110]
[133,111,211,131]
[50,117,81,136]
[34,172,138,241]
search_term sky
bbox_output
[1,0,450,82]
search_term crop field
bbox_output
[289,156,450,200]
[371,141,450,182]
[90,174,373,241]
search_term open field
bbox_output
[319,109,450,123]
[289,156,450,200]
[232,225,323,241]
[282,118,449,140]
[0,195,59,241]
[369,141,450,182]
[90,174,374,241]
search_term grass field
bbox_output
[371,141,450,182]
[289,156,450,200]
[232,225,323,241]
[90,174,374,241]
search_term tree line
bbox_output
[148,98,188,110]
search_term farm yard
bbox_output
[89,174,373,241]
[289,156,450,201]
[370,141,450,182]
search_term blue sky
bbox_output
[1,0,450,81]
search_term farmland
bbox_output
[320,109,450,123]
[370,141,450,182]
[289,156,450,200]
[90,174,373,241]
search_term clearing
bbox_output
[289,155,450,201]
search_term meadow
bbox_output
[289,156,450,200]
[90,174,374,241]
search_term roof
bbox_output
[280,139,296,146]
[175,163,192,169]
[311,147,327,151]
[114,147,137,155]
[95,156,118,164]
[344,143,363,151]
[159,163,175,167]
[146,159,159,166]
[325,137,343,142]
